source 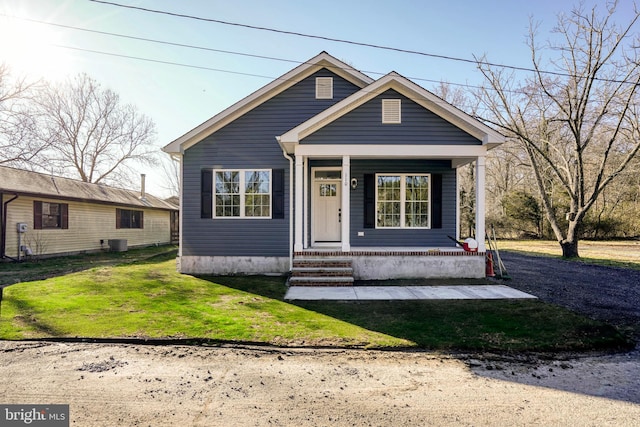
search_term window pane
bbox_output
[216,171,241,217]
[42,202,61,228]
[314,170,341,180]
[377,176,401,227]
[244,170,270,217]
[405,175,429,228]
[245,171,269,194]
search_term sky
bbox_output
[0,0,636,198]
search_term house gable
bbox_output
[278,72,504,151]
[163,52,373,154]
[300,89,482,145]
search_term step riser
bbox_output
[292,271,353,277]
[293,262,352,268]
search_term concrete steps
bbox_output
[289,255,354,287]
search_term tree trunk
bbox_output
[560,239,579,258]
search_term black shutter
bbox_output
[201,169,213,219]
[272,168,285,219]
[431,174,442,229]
[364,174,375,228]
[33,201,43,230]
[139,211,144,229]
[61,203,69,229]
[116,208,122,229]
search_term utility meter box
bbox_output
[17,223,28,233]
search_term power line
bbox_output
[87,0,640,86]
[52,44,489,113]
[89,0,544,75]
[0,13,483,91]
[54,44,278,80]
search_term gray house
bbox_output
[163,52,504,284]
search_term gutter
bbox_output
[1,193,19,261]
[276,137,294,272]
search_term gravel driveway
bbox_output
[500,251,640,339]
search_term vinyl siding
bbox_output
[182,69,361,257]
[302,89,482,145]
[2,195,172,258]
[349,160,456,247]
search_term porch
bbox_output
[289,247,486,287]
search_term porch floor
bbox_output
[284,285,536,301]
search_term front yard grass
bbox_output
[0,249,631,352]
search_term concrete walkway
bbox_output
[285,285,537,301]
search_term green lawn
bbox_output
[0,248,631,352]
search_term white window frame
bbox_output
[375,173,431,229]
[382,99,401,124]
[315,77,333,99]
[213,169,272,219]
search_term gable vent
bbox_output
[382,99,401,124]
[316,77,333,99]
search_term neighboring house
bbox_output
[163,52,504,283]
[0,165,179,260]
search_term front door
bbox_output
[312,169,342,244]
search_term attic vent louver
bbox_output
[315,77,333,99]
[382,99,401,124]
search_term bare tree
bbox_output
[159,153,180,198]
[0,63,46,166]
[33,73,157,185]
[475,2,640,257]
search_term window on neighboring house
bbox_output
[376,174,430,228]
[214,169,271,218]
[315,77,333,99]
[382,99,401,123]
[33,201,68,229]
[116,208,144,229]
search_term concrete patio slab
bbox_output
[284,285,536,301]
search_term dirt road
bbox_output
[1,340,639,426]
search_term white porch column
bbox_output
[294,155,304,252]
[475,156,486,252]
[303,157,309,249]
[342,156,351,252]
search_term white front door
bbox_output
[312,169,342,243]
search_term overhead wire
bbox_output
[87,0,640,85]
[0,11,536,103]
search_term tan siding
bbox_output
[4,196,171,258]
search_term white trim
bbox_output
[177,154,184,257]
[341,156,351,252]
[303,157,309,249]
[295,144,488,158]
[294,156,304,252]
[456,168,460,242]
[163,52,373,154]
[475,156,486,252]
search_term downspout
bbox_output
[276,137,294,272]
[1,193,19,261]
